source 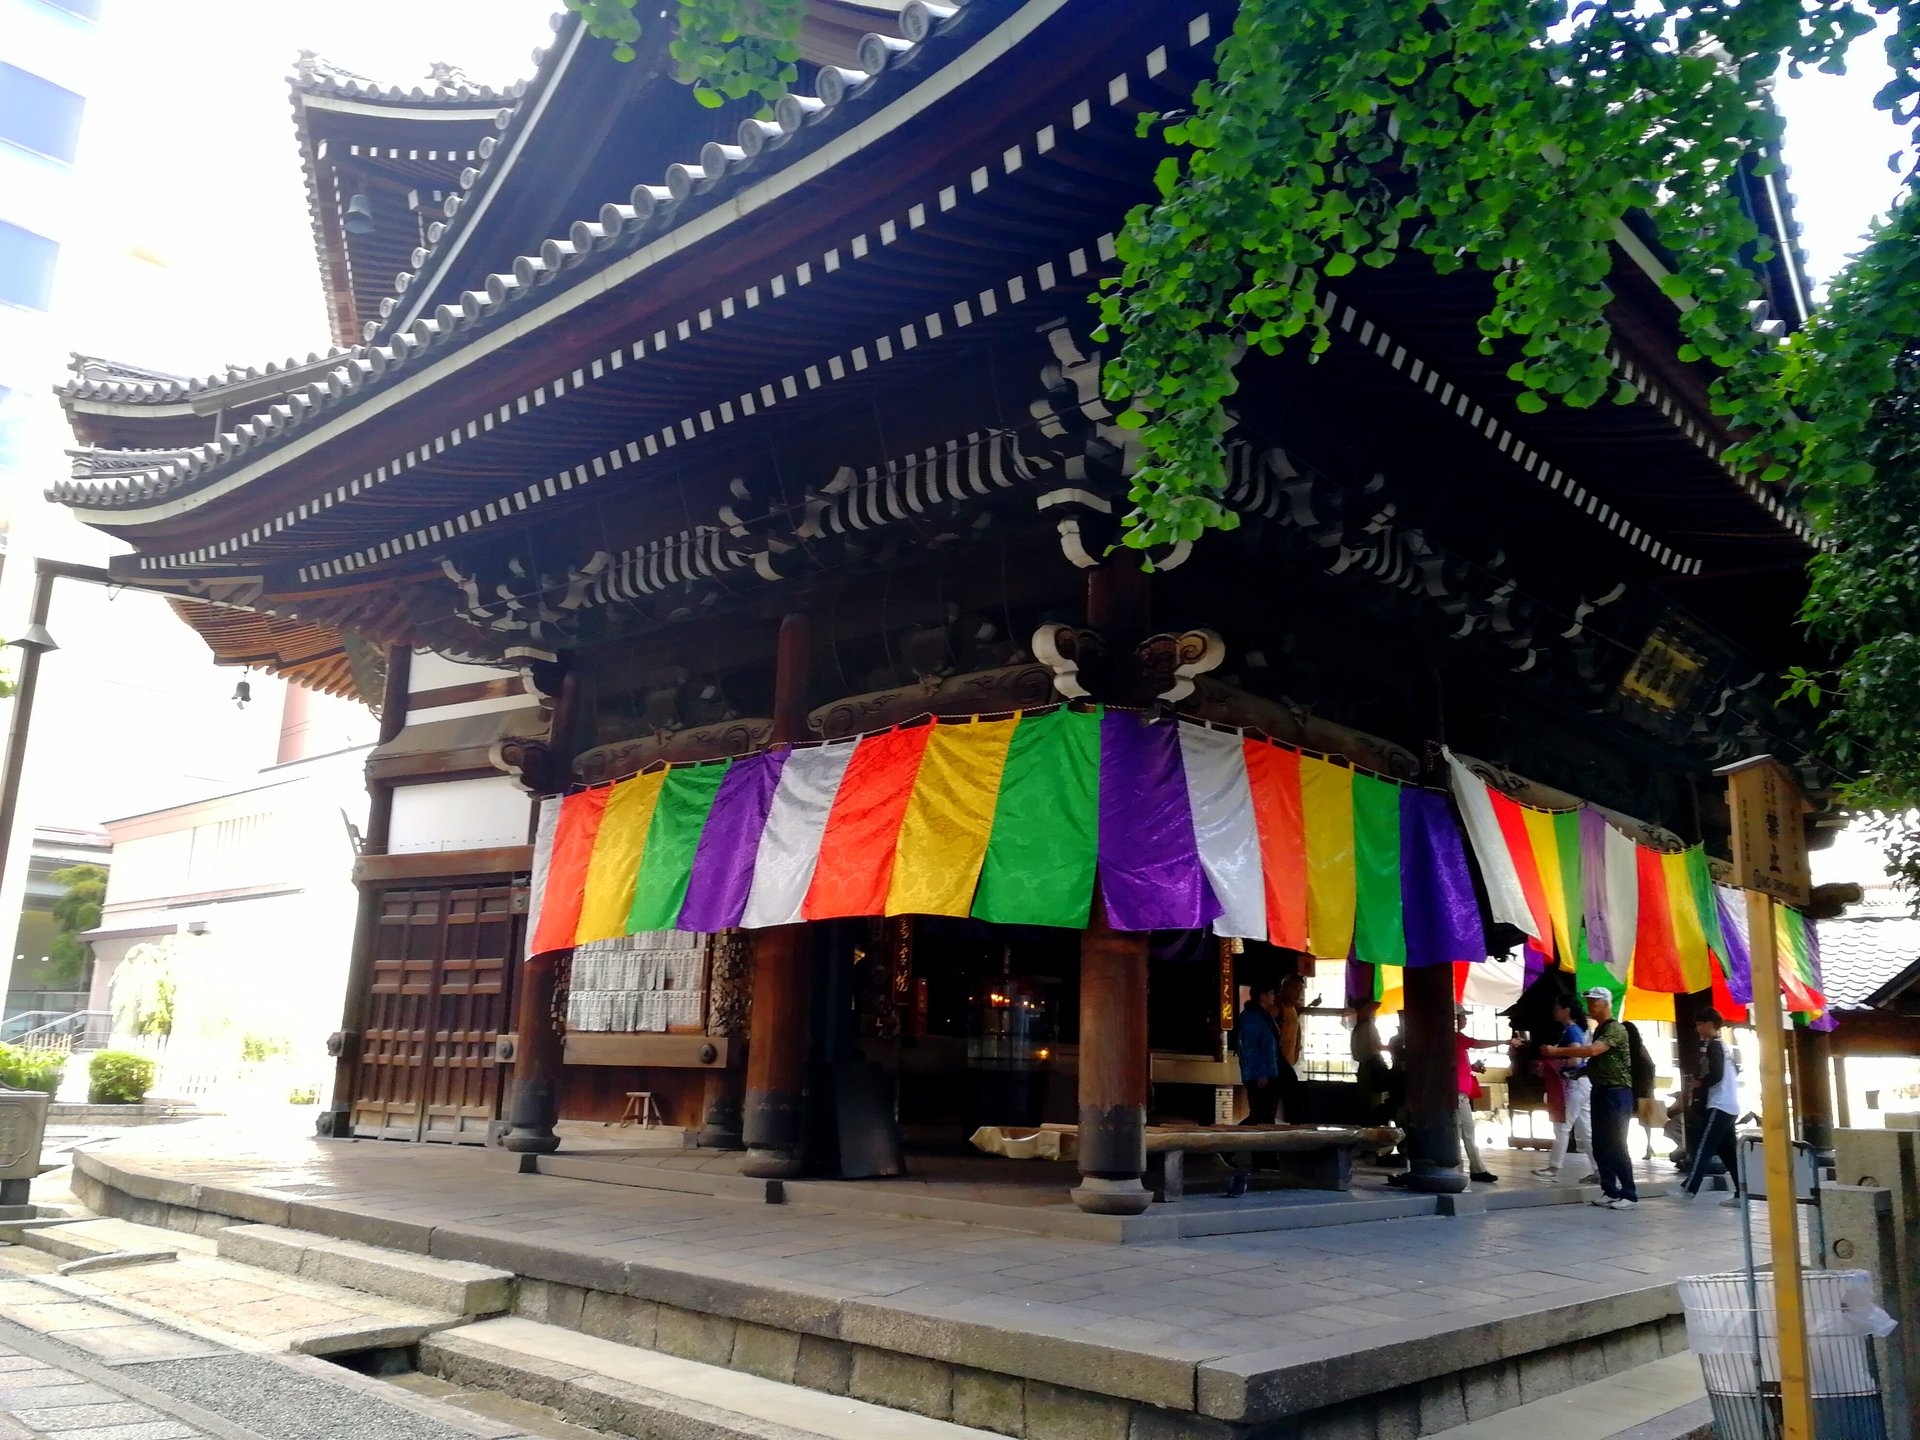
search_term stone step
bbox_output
[215,1223,514,1316]
[1424,1352,1709,1440]
[0,1216,183,1266]
[422,1317,1008,1440]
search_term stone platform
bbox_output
[529,1144,1659,1242]
[61,1118,1747,1440]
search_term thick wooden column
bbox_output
[1072,892,1152,1215]
[1401,962,1468,1193]
[502,949,565,1153]
[321,644,410,1139]
[1794,1026,1837,1161]
[741,613,815,1179]
[503,664,580,1154]
[698,932,752,1149]
[1069,555,1155,1214]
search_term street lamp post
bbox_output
[0,559,116,905]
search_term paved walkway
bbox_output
[70,1119,1752,1368]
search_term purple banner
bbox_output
[1399,787,1487,967]
[677,749,791,932]
[1579,808,1613,968]
[1807,921,1837,1032]
[1714,885,1754,1007]
[1097,712,1220,931]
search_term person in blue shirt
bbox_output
[1532,992,1596,1184]
[1236,984,1283,1124]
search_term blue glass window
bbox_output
[0,64,84,163]
[0,222,58,310]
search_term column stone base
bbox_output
[1070,1176,1153,1215]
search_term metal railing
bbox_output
[4,1011,111,1051]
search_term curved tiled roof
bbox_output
[67,446,196,478]
[370,2,914,347]
[291,51,522,108]
[291,45,534,349]
[58,351,351,406]
[1816,907,1920,1010]
[51,0,976,513]
[50,0,1814,573]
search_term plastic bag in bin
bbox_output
[1679,1271,1896,1396]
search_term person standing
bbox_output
[1236,984,1283,1124]
[1275,974,1308,1123]
[1454,1002,1507,1184]
[1351,999,1392,1125]
[1532,992,1595,1183]
[1680,1008,1744,1205]
[1543,987,1637,1209]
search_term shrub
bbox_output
[0,1044,64,1095]
[287,1087,319,1106]
[87,1050,156,1105]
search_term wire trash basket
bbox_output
[1678,1270,1896,1440]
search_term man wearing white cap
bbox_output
[1541,987,1637,1208]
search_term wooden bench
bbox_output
[971,1122,1400,1199]
[1139,1123,1400,1199]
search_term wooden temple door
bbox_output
[351,882,522,1142]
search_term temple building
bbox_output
[53,0,1835,1214]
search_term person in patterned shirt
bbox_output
[1541,987,1638,1209]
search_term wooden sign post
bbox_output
[1715,755,1814,1440]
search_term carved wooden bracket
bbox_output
[573,718,775,784]
[808,664,1058,740]
[1033,624,1225,706]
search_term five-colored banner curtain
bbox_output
[526,711,1483,960]
[522,712,1829,1027]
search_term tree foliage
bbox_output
[45,863,105,988]
[1096,0,1917,547]
[566,0,801,108]
[1785,186,1920,877]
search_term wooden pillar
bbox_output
[1071,892,1152,1215]
[742,612,815,1179]
[502,949,565,1153]
[1794,1026,1837,1161]
[698,932,752,1149]
[321,644,410,1139]
[1834,1052,1852,1129]
[1068,554,1154,1214]
[503,663,580,1154]
[1400,962,1467,1193]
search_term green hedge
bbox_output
[0,1044,64,1095]
[87,1050,156,1105]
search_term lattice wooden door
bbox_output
[350,882,522,1142]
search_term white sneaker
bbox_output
[1720,1195,1743,1209]
[1609,1197,1639,1210]
[1531,1166,1559,1178]
[1587,1196,1613,1207]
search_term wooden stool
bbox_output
[620,1091,660,1128]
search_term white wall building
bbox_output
[85,682,373,1103]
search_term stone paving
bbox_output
[0,1339,204,1440]
[0,1245,575,1440]
[69,1118,1757,1363]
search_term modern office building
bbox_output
[0,0,99,544]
